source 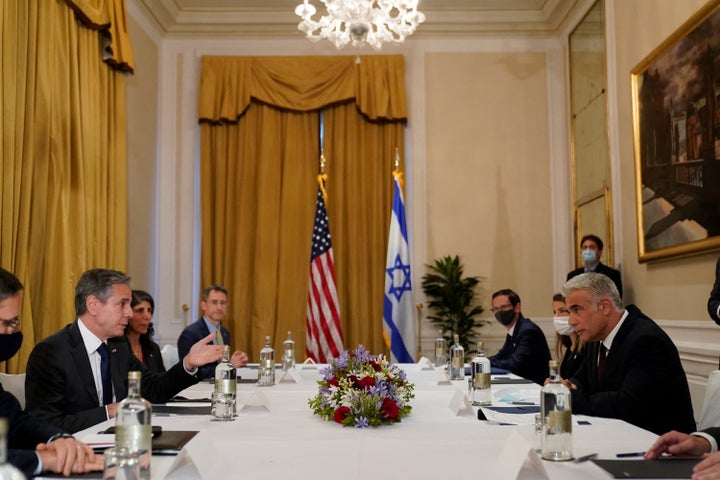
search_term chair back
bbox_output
[0,372,27,409]
[700,369,720,430]
[161,344,179,370]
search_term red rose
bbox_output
[369,360,382,372]
[327,377,339,387]
[357,376,376,389]
[334,406,351,423]
[381,398,400,420]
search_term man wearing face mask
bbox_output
[0,267,102,477]
[566,234,623,298]
[487,289,551,385]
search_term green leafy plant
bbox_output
[421,255,485,354]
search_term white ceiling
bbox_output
[134,0,582,36]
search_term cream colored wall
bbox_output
[424,52,553,316]
[609,0,717,316]
[125,14,160,293]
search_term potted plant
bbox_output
[421,255,485,354]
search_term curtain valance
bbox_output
[63,0,134,72]
[198,55,407,122]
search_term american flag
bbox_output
[305,187,344,363]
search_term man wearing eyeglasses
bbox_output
[0,267,102,477]
[487,288,551,385]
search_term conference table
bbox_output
[73,363,663,480]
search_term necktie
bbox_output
[97,343,113,405]
[596,344,607,382]
[216,322,224,346]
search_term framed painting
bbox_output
[632,0,720,262]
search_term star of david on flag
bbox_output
[383,171,416,363]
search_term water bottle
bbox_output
[258,336,275,386]
[434,330,447,368]
[470,342,492,406]
[115,371,152,479]
[212,345,236,420]
[282,331,295,371]
[449,334,465,380]
[541,360,573,461]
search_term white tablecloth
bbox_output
[74,364,658,480]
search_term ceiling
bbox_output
[134,0,582,37]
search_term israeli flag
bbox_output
[383,173,416,363]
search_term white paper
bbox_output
[79,433,114,449]
[435,368,452,385]
[498,430,541,480]
[297,358,317,370]
[278,368,302,384]
[238,390,272,413]
[448,389,475,417]
[417,356,434,370]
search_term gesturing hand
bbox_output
[183,332,222,370]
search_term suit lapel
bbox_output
[108,340,128,400]
[69,322,102,404]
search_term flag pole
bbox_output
[416,303,423,358]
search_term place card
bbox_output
[278,367,302,384]
[297,358,317,370]
[237,391,272,413]
[417,356,434,370]
[498,430,546,480]
[435,368,452,385]
[448,389,475,417]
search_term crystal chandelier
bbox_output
[295,0,425,50]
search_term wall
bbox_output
[608,0,720,417]
[125,11,160,293]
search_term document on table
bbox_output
[592,458,701,478]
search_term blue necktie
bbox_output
[97,343,113,405]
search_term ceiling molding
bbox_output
[134,0,583,37]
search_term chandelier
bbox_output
[295,0,425,50]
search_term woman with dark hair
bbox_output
[552,293,584,379]
[126,290,165,373]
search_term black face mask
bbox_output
[494,310,516,327]
[0,332,23,362]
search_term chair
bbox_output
[699,370,720,430]
[161,344,179,370]
[0,372,27,409]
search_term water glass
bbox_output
[103,447,139,480]
[211,391,235,421]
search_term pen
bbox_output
[573,453,598,463]
[616,452,645,458]
[511,401,537,405]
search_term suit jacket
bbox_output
[177,318,231,380]
[138,335,165,373]
[708,257,720,325]
[489,316,551,385]
[567,262,623,298]
[25,321,199,433]
[1,384,64,477]
[569,305,695,435]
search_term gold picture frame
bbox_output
[631,0,720,262]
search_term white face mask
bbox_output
[553,316,574,336]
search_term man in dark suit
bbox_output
[487,289,551,385]
[177,284,248,380]
[0,267,101,477]
[566,234,623,297]
[25,268,223,433]
[709,256,720,325]
[563,272,695,436]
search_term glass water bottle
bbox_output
[470,342,492,406]
[449,334,465,380]
[434,330,447,368]
[282,331,295,371]
[213,345,236,420]
[115,371,152,479]
[258,336,275,386]
[541,360,573,461]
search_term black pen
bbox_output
[574,453,598,463]
[616,452,645,458]
[511,401,537,405]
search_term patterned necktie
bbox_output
[596,344,608,382]
[97,343,113,405]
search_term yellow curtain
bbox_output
[199,56,407,358]
[1,0,129,372]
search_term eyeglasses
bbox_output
[490,304,514,314]
[0,317,19,332]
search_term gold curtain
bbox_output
[199,55,406,358]
[1,0,130,372]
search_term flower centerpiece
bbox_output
[308,345,415,428]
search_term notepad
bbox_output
[592,458,701,478]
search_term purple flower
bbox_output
[354,416,369,428]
